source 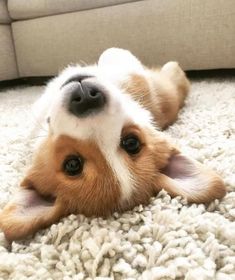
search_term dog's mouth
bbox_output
[61,74,95,89]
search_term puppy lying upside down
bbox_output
[0,48,226,241]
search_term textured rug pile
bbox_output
[0,76,234,280]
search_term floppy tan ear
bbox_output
[0,186,64,241]
[157,153,226,203]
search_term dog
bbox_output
[0,48,226,241]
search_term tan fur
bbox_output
[119,125,177,209]
[23,135,122,216]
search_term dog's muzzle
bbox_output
[63,75,106,117]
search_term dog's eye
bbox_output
[121,134,141,155]
[63,155,84,176]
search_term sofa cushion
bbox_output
[0,25,18,80]
[0,0,11,23]
[8,0,141,20]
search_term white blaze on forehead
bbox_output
[96,96,153,202]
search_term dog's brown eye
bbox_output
[63,155,84,176]
[121,134,141,155]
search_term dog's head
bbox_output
[0,49,226,240]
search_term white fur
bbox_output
[98,48,145,86]
[33,48,156,202]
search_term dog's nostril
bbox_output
[89,90,98,97]
[73,96,82,103]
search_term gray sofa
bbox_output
[1,0,235,81]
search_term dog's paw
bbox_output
[161,61,184,77]
[161,61,190,104]
[98,48,144,84]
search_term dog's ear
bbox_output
[0,185,64,241]
[157,153,226,203]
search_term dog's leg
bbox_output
[121,61,190,129]
[148,62,190,129]
[160,62,190,109]
[99,48,190,129]
[98,48,145,85]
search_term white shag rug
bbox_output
[0,76,235,280]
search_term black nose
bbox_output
[68,81,106,117]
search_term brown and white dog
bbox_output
[0,48,226,241]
